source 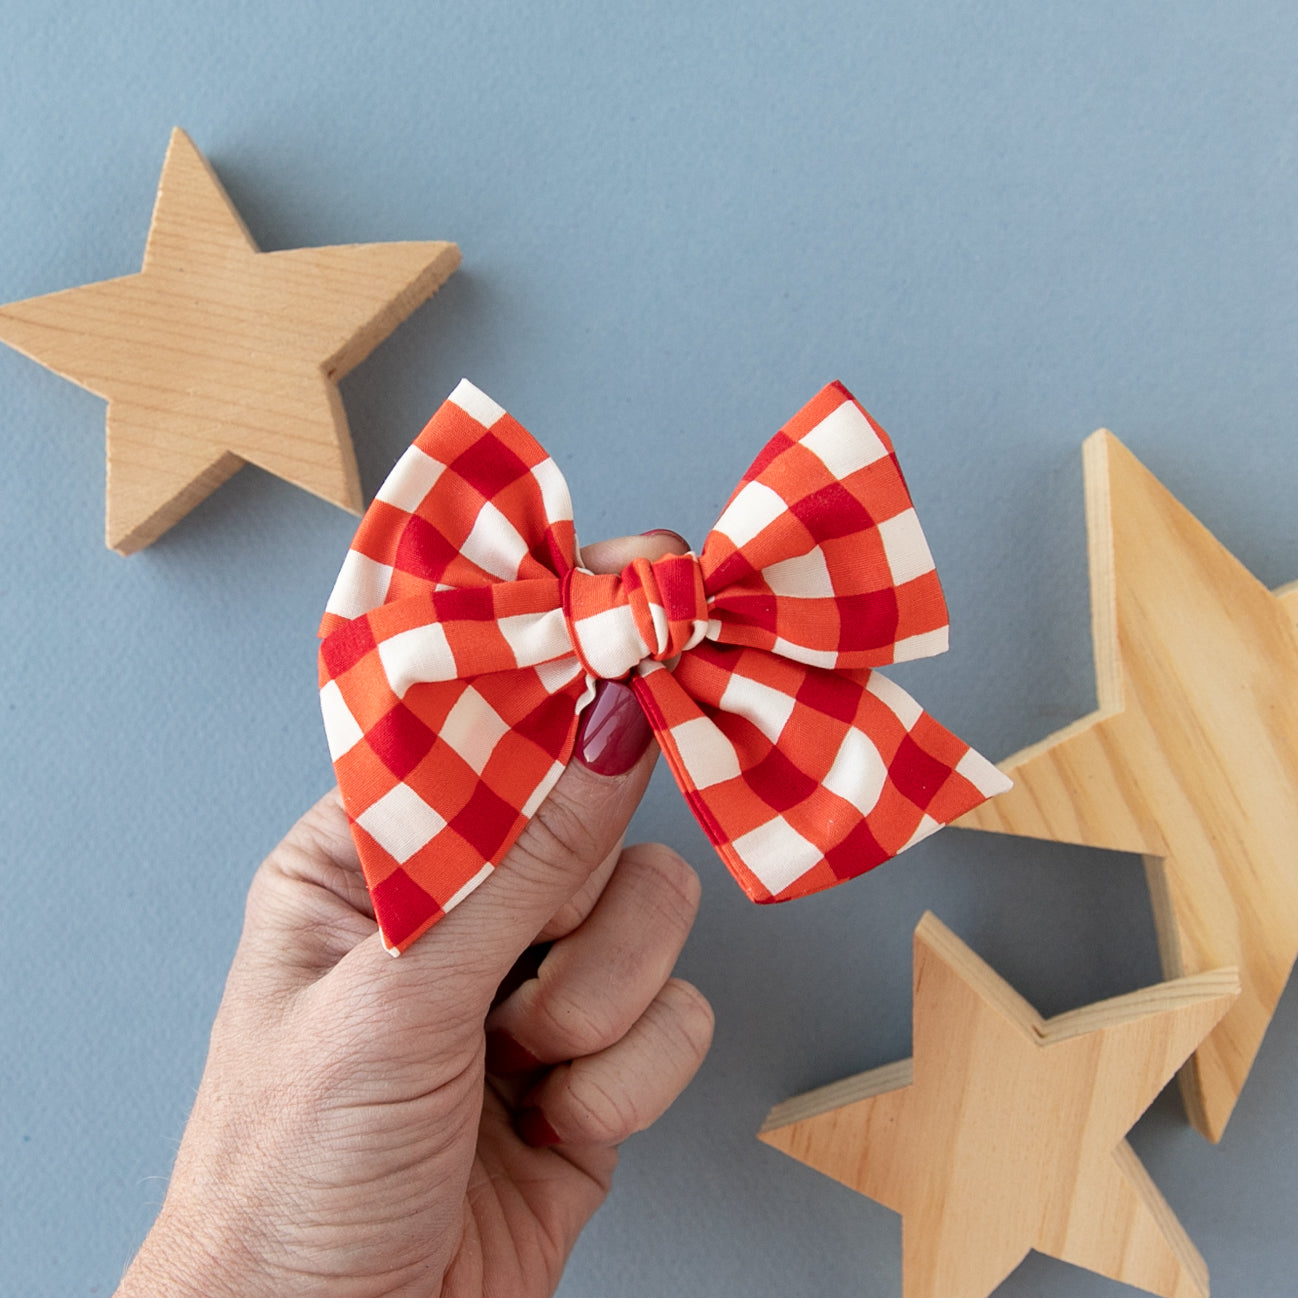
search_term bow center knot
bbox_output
[562,553,709,679]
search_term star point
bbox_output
[956,429,1298,1141]
[759,912,1237,1298]
[0,127,460,553]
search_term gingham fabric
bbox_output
[319,379,1010,953]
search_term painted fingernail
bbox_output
[575,679,653,776]
[641,528,690,549]
[485,1028,544,1075]
[516,1106,562,1148]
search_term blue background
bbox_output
[3,2,1297,1294]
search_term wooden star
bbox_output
[956,430,1298,1143]
[759,912,1238,1298]
[0,128,460,553]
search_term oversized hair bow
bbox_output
[319,380,1010,953]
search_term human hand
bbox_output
[116,532,714,1298]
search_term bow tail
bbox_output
[633,643,1010,904]
[322,661,593,953]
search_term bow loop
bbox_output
[319,379,578,639]
[700,381,949,670]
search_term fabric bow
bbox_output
[319,379,1010,953]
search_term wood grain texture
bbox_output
[955,430,1298,1142]
[0,128,460,553]
[759,912,1238,1298]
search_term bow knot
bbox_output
[562,552,709,679]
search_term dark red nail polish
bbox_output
[641,528,690,549]
[575,679,653,776]
[485,1028,544,1075]
[516,1106,562,1148]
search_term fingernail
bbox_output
[575,679,653,776]
[641,528,690,549]
[485,1028,544,1075]
[516,1106,562,1148]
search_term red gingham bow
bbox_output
[318,380,1010,953]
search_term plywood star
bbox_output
[0,128,460,553]
[759,913,1238,1298]
[956,431,1298,1142]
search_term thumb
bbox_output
[351,530,691,997]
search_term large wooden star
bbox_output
[759,912,1238,1298]
[956,431,1298,1142]
[0,128,460,553]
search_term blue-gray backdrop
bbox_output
[3,3,1297,1295]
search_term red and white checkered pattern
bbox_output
[320,378,1010,952]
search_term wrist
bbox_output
[115,1204,262,1298]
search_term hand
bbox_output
[116,533,714,1298]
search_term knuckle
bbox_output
[530,978,623,1058]
[566,1071,643,1145]
[536,891,592,942]
[621,844,701,929]
[240,859,300,939]
[657,978,716,1058]
[243,859,280,915]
